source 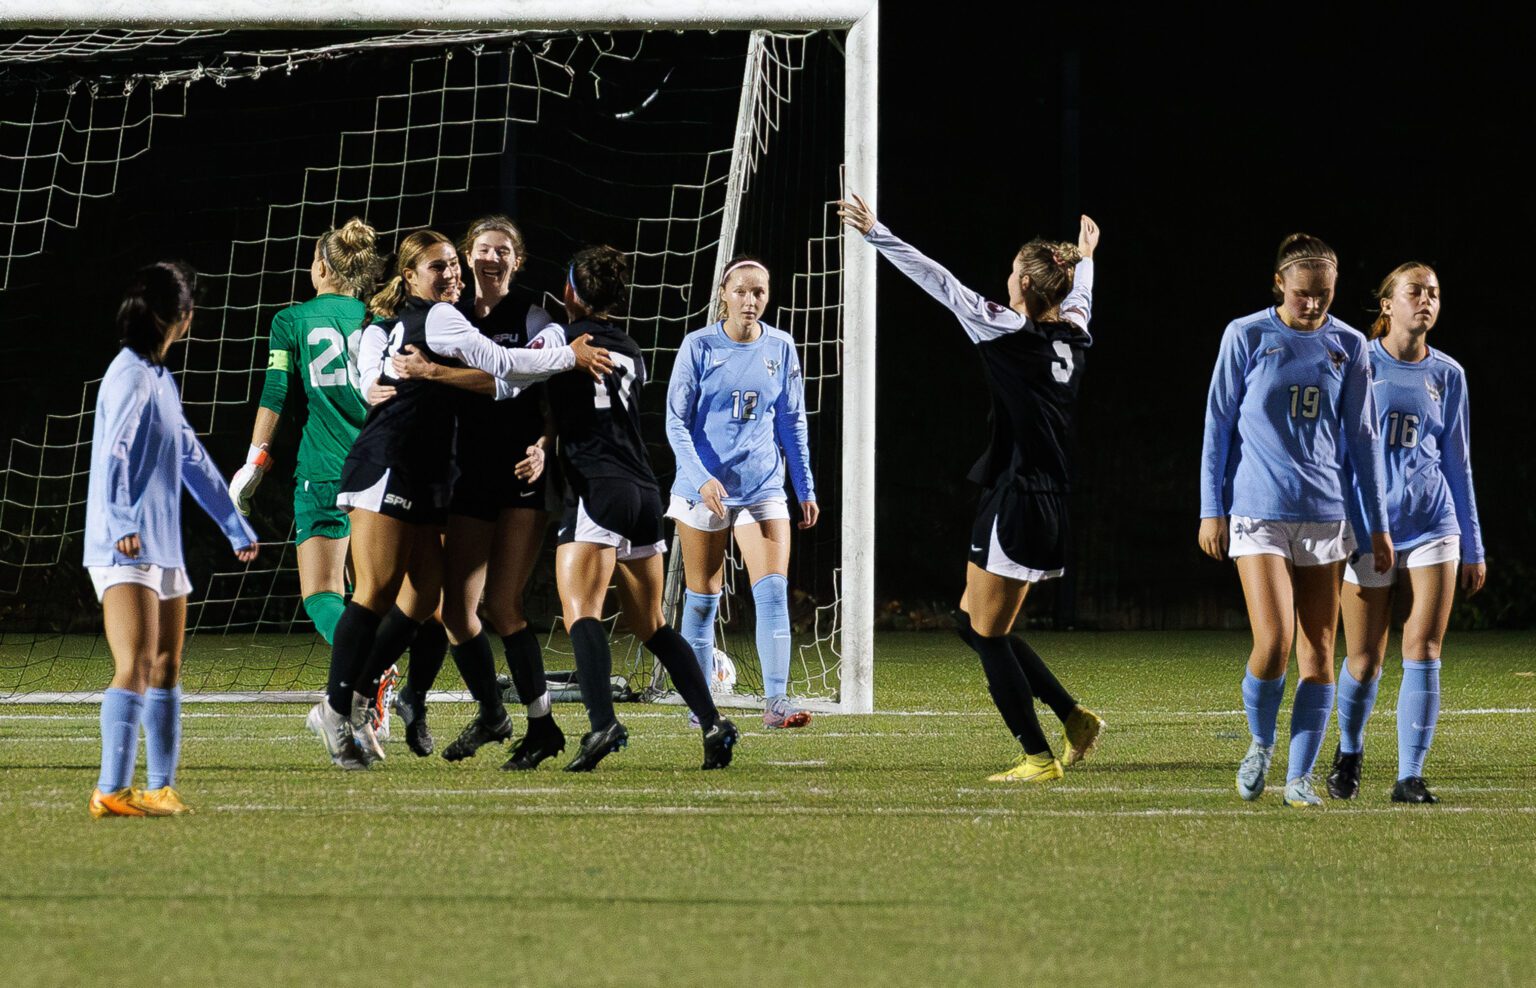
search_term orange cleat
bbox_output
[88,787,147,819]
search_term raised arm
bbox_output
[422,303,608,384]
[1059,214,1100,335]
[838,193,1028,343]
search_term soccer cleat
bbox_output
[702,717,739,770]
[393,689,434,757]
[441,712,514,762]
[1283,774,1324,807]
[686,710,700,729]
[373,665,399,743]
[351,692,385,766]
[986,752,1064,783]
[1061,706,1106,767]
[563,721,629,772]
[763,696,812,730]
[1325,746,1362,800]
[306,701,369,770]
[501,716,567,771]
[1391,776,1440,804]
[138,786,193,816]
[88,787,147,819]
[1236,741,1274,801]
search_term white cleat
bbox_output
[307,701,369,770]
[350,691,385,766]
[1283,774,1324,808]
[1236,740,1274,801]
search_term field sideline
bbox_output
[2,630,1533,986]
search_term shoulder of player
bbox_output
[760,324,797,348]
[102,349,162,397]
[1324,316,1367,348]
[1424,346,1467,379]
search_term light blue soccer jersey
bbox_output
[1346,340,1483,560]
[665,321,815,507]
[1200,308,1389,530]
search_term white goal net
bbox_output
[0,22,869,708]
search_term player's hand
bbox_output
[1077,214,1100,259]
[798,500,819,530]
[570,334,615,380]
[1370,532,1395,573]
[115,534,141,559]
[1460,561,1486,596]
[228,443,270,516]
[235,543,259,563]
[699,478,728,520]
[1198,516,1228,561]
[514,443,545,483]
[391,345,436,381]
[366,383,396,405]
[837,193,876,236]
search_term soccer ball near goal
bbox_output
[711,649,737,695]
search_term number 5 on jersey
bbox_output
[593,352,638,410]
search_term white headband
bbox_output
[721,259,768,283]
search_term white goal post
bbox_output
[0,0,877,713]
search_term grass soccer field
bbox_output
[2,630,1533,987]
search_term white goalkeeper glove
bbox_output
[229,443,273,516]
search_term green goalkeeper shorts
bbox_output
[294,477,350,545]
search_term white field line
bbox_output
[24,801,1536,819]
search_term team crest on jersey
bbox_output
[1425,379,1442,402]
[986,301,1006,314]
[764,357,780,375]
[1328,349,1347,369]
[527,337,545,349]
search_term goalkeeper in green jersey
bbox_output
[229,218,383,646]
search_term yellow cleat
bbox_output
[138,786,193,816]
[1062,706,1106,767]
[987,752,1064,783]
[88,787,147,819]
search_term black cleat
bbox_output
[563,721,628,772]
[1325,745,1362,799]
[441,712,513,762]
[393,689,435,758]
[701,717,739,770]
[1391,776,1440,804]
[501,716,567,771]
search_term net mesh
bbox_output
[0,27,845,705]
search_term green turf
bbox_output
[2,631,1533,986]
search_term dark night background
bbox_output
[1,12,1532,633]
[875,10,1535,629]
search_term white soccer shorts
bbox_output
[1227,516,1354,567]
[1344,535,1461,588]
[88,564,192,602]
[665,495,791,533]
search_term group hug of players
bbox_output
[82,194,1480,817]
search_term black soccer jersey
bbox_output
[546,318,658,494]
[349,297,459,475]
[968,322,1088,492]
[454,285,551,467]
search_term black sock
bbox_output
[450,631,506,722]
[646,625,718,730]
[328,604,383,716]
[1009,635,1077,722]
[359,606,421,697]
[500,627,548,706]
[405,618,449,698]
[971,633,1050,756]
[568,617,615,732]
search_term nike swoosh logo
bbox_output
[970,545,984,552]
[519,490,538,498]
[711,358,729,367]
[1265,346,1283,355]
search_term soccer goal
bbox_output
[0,3,878,712]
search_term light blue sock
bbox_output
[680,590,720,685]
[1241,671,1286,747]
[1397,659,1442,780]
[143,685,182,790]
[1335,663,1381,755]
[752,575,792,699]
[1286,680,1335,782]
[97,687,145,793]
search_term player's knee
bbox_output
[482,597,525,636]
[628,609,665,641]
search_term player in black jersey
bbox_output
[546,246,738,771]
[307,229,611,771]
[366,216,568,769]
[841,194,1107,783]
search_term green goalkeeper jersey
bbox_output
[259,294,368,482]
